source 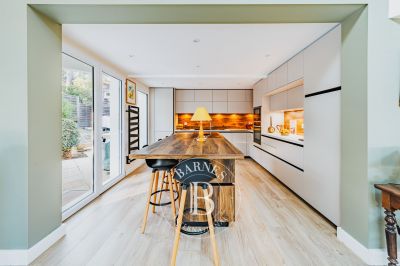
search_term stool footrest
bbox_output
[149,189,179,206]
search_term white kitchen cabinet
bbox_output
[269,91,287,112]
[194,101,213,112]
[275,63,288,89]
[261,135,303,169]
[304,26,341,95]
[228,101,252,114]
[228,90,246,102]
[287,86,304,110]
[195,90,212,101]
[176,101,195,113]
[245,90,253,101]
[246,133,253,156]
[212,101,228,113]
[253,79,268,107]
[303,90,340,225]
[212,90,227,101]
[152,88,174,144]
[220,132,248,156]
[288,52,304,83]
[175,89,195,101]
[154,131,172,142]
[268,70,278,92]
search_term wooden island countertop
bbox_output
[129,132,244,160]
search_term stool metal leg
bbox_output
[141,171,156,234]
[203,187,220,266]
[152,171,160,213]
[170,187,188,266]
[167,171,176,218]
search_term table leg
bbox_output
[385,209,398,266]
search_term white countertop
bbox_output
[262,132,304,145]
[175,129,253,133]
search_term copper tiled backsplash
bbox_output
[283,110,304,135]
[176,113,254,130]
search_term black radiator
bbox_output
[126,105,139,164]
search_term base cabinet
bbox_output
[220,132,251,156]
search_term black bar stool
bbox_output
[170,159,220,266]
[140,142,180,234]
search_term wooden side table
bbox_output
[375,184,400,266]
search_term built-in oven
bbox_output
[253,106,261,145]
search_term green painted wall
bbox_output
[0,0,29,249]
[27,7,62,248]
[366,0,400,248]
[0,2,61,249]
[341,6,369,247]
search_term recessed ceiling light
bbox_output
[129,54,134,58]
[265,54,271,58]
[193,39,201,43]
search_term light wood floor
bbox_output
[33,159,364,266]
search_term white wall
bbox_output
[125,78,149,174]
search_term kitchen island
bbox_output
[129,132,244,225]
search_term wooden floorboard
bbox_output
[32,159,364,266]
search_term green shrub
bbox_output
[62,118,79,152]
[62,99,74,119]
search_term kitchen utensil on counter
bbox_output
[276,125,290,136]
[267,117,275,133]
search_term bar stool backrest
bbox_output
[174,158,217,185]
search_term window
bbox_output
[61,53,94,211]
[102,73,122,184]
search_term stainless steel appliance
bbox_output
[253,106,261,144]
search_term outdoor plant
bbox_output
[62,118,79,159]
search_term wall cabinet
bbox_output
[175,89,253,114]
[176,101,195,113]
[268,85,304,112]
[304,26,341,94]
[288,52,304,83]
[275,63,288,89]
[253,78,268,107]
[268,70,277,92]
[228,90,246,102]
[269,91,287,112]
[228,101,252,114]
[175,89,194,101]
[287,86,304,110]
[212,101,228,113]
[212,90,227,101]
[195,90,213,101]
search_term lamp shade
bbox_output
[191,107,212,122]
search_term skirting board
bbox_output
[0,223,66,265]
[337,227,387,265]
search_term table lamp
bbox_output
[191,107,212,142]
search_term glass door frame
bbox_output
[62,44,125,220]
[100,71,123,187]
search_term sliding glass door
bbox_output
[62,53,124,216]
[101,73,122,184]
[62,53,94,211]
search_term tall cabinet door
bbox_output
[304,26,341,94]
[154,88,174,142]
[303,91,340,225]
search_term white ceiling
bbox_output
[63,24,337,89]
